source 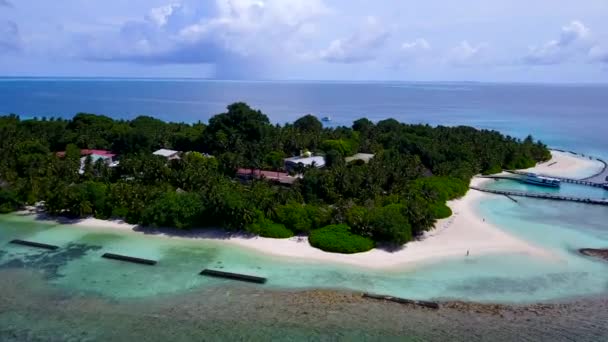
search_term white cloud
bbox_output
[146,3,181,27]
[524,21,593,65]
[0,20,21,53]
[447,40,487,66]
[589,45,608,64]
[79,0,330,78]
[319,16,389,63]
[401,38,430,52]
[388,38,432,69]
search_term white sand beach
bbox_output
[222,177,557,269]
[24,176,554,270]
[522,150,605,179]
[21,150,599,270]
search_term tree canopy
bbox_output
[0,103,550,253]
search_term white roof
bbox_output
[153,149,179,157]
[345,153,375,163]
[284,156,326,167]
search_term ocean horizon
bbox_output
[2,79,607,157]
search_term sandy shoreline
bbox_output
[13,149,594,270]
[522,150,604,179]
[15,176,556,270]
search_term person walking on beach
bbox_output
[466,250,470,257]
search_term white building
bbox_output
[284,155,326,172]
[78,154,119,174]
[153,149,181,160]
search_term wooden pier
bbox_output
[101,253,157,265]
[200,269,267,284]
[582,158,608,184]
[470,186,608,206]
[9,239,59,250]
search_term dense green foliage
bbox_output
[0,102,550,253]
[247,217,294,239]
[429,203,453,219]
[309,224,375,254]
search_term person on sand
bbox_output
[466,250,470,257]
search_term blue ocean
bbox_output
[1,78,607,158]
[1,78,608,340]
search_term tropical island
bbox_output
[0,102,551,254]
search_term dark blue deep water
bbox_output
[1,78,607,158]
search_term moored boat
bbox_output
[522,173,560,188]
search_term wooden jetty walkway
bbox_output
[470,186,608,206]
[582,158,608,184]
[200,269,267,284]
[101,253,157,266]
[9,239,59,250]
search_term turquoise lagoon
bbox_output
[2,178,607,304]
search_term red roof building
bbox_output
[56,149,116,159]
[236,169,299,185]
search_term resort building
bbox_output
[284,155,326,172]
[345,153,375,164]
[56,149,119,174]
[153,149,181,160]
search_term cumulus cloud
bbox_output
[524,21,592,65]
[0,20,21,53]
[319,16,389,63]
[447,40,487,66]
[82,0,330,78]
[401,38,430,52]
[388,38,432,69]
[146,3,181,27]
[589,45,608,64]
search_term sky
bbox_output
[1,0,607,82]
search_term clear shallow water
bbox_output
[1,206,607,304]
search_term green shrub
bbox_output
[0,189,21,213]
[482,164,502,175]
[309,224,375,254]
[275,202,331,233]
[247,219,294,239]
[141,192,204,229]
[368,204,413,244]
[321,139,357,156]
[411,176,469,202]
[430,202,452,219]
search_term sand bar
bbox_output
[522,150,604,180]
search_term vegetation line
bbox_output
[0,102,550,253]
